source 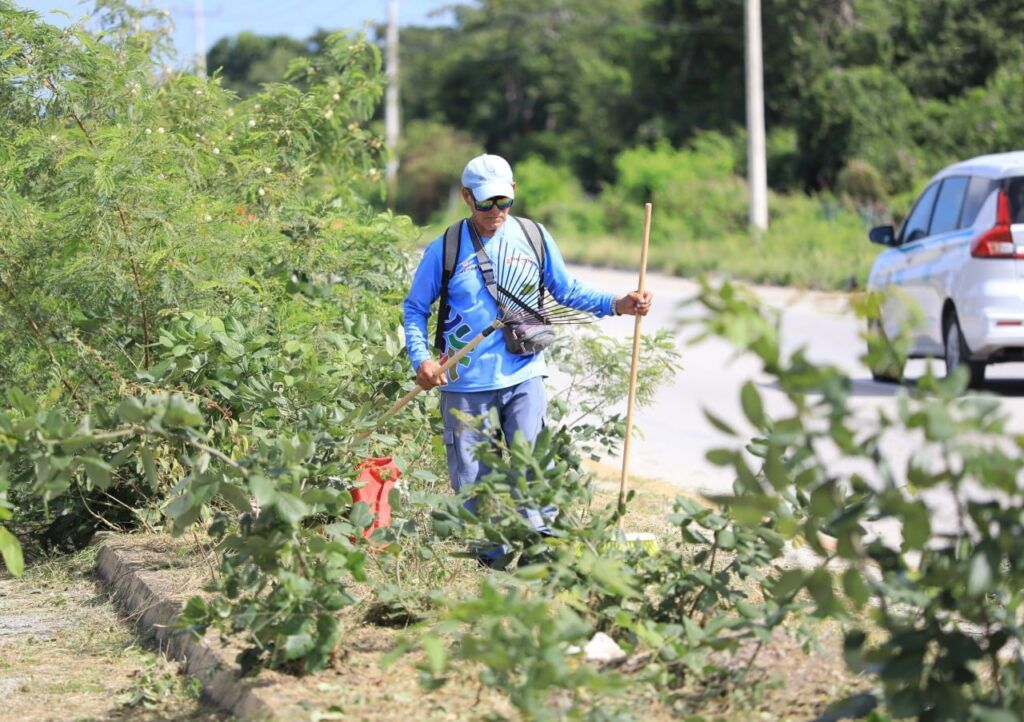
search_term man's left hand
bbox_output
[615,290,653,316]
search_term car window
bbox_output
[960,176,997,227]
[900,182,939,244]
[929,176,968,235]
[1007,177,1024,224]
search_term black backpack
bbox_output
[433,216,545,353]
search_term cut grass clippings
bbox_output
[0,545,222,722]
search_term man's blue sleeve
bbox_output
[540,225,617,317]
[403,241,443,373]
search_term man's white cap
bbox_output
[461,154,515,201]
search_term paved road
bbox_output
[561,265,1024,526]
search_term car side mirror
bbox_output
[869,225,896,246]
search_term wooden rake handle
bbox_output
[617,203,653,522]
[357,318,503,440]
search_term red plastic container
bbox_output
[352,457,400,538]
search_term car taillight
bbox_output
[971,190,1023,258]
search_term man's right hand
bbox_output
[416,359,447,390]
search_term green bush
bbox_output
[766,126,801,190]
[938,61,1024,162]
[0,0,432,674]
[692,278,1024,719]
[597,134,746,251]
[514,156,602,235]
[539,133,878,289]
[394,120,482,224]
[836,159,888,205]
[796,66,927,193]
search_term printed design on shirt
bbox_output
[502,249,538,272]
[452,256,476,279]
[440,312,473,382]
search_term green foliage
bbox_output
[394,120,482,223]
[403,421,637,717]
[934,62,1024,163]
[0,0,433,676]
[400,406,806,719]
[886,0,1024,101]
[547,328,681,460]
[1,0,393,396]
[796,67,925,192]
[419,579,626,722]
[692,277,1024,718]
[512,156,598,235]
[635,0,838,151]
[604,134,744,242]
[430,422,609,565]
[398,0,646,188]
[207,0,1024,206]
[546,136,878,290]
[206,31,316,97]
[763,127,801,191]
[635,496,788,628]
[383,326,785,719]
[0,377,366,671]
[623,497,808,715]
[0,525,23,577]
[836,159,888,207]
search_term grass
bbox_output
[0,546,222,722]
[551,209,878,292]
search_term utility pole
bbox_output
[194,0,207,78]
[744,0,768,231]
[385,0,401,206]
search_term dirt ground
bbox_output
[99,531,865,722]
[0,547,225,722]
[0,472,870,722]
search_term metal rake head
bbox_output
[492,243,600,327]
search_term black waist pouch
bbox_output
[503,323,556,355]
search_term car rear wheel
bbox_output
[943,314,986,389]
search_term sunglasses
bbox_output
[473,196,514,212]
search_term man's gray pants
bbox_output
[440,376,556,564]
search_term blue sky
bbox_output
[18,0,457,65]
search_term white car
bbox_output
[867,151,1024,388]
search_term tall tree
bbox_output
[633,0,849,145]
[399,0,647,188]
[206,32,318,96]
[888,0,1024,100]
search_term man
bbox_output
[403,154,652,566]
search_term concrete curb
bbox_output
[95,541,296,721]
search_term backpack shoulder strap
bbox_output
[434,220,463,353]
[513,216,546,307]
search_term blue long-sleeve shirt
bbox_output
[403,218,617,393]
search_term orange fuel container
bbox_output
[352,457,399,538]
